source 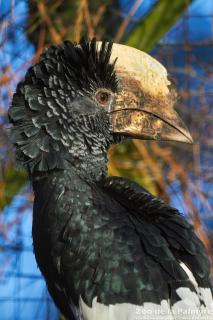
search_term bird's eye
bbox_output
[96,90,111,106]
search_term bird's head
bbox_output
[9,38,192,177]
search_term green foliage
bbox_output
[108,142,158,195]
[0,166,27,211]
[124,0,192,51]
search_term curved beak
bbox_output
[107,43,193,144]
[110,92,193,144]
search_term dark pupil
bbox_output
[99,92,109,103]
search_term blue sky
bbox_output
[0,1,58,318]
[0,190,58,319]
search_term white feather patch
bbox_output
[79,296,174,320]
[79,263,213,319]
[79,287,213,320]
[179,262,198,288]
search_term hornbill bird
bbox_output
[9,38,213,320]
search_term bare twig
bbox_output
[115,0,143,42]
[92,4,106,28]
[74,0,84,42]
[37,0,62,44]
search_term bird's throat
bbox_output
[68,152,108,182]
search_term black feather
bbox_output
[9,38,117,174]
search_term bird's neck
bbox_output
[61,130,110,182]
[60,113,114,182]
[66,150,108,182]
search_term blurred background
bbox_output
[0,0,213,319]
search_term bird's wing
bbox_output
[102,176,211,286]
[93,176,213,320]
